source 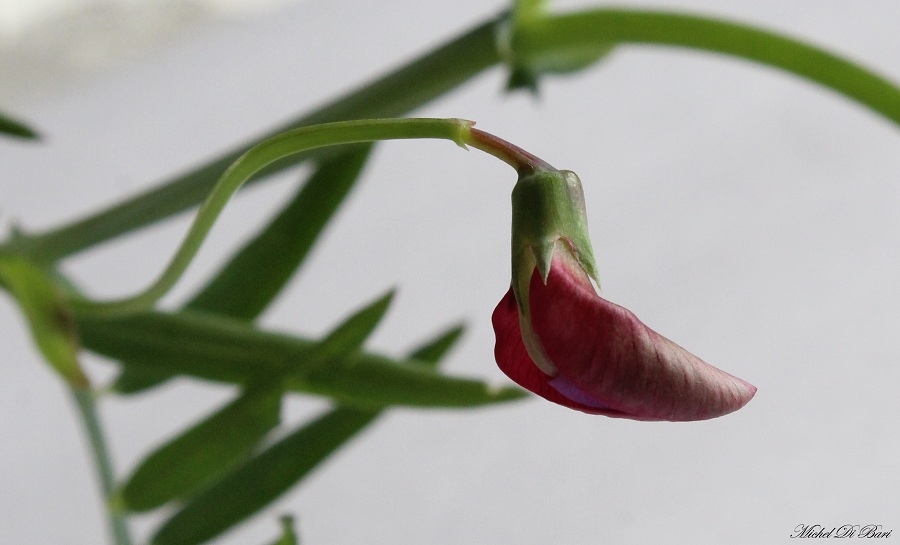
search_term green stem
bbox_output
[512,8,900,124]
[71,388,133,545]
[9,8,900,262]
[71,118,534,316]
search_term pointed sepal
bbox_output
[510,169,599,314]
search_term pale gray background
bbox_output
[2,1,899,544]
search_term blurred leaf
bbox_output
[151,407,376,545]
[116,289,391,515]
[151,324,465,545]
[0,109,39,140]
[112,367,172,394]
[505,43,614,93]
[0,256,86,386]
[296,289,394,372]
[114,145,373,394]
[405,323,464,367]
[115,387,282,512]
[503,0,612,93]
[292,352,525,408]
[75,308,524,408]
[265,516,298,545]
[76,309,303,384]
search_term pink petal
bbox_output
[528,255,757,421]
[493,287,621,415]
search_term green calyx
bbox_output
[510,168,599,313]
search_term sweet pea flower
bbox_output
[493,169,756,421]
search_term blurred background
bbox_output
[2,1,899,543]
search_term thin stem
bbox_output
[71,118,544,316]
[465,127,554,174]
[513,9,900,124]
[70,387,133,545]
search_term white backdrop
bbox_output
[2,1,899,544]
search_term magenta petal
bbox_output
[492,287,631,416]
[528,255,757,421]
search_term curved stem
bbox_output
[466,128,554,174]
[71,118,539,316]
[513,9,900,124]
[71,388,133,545]
[10,8,900,263]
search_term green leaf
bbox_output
[405,323,464,367]
[151,406,376,545]
[75,309,303,385]
[0,109,39,140]
[265,516,298,545]
[292,289,395,373]
[0,256,86,386]
[87,287,392,384]
[74,308,525,408]
[112,367,173,394]
[115,386,282,512]
[293,352,526,409]
[114,289,391,515]
[150,324,466,545]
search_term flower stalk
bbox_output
[67,118,548,316]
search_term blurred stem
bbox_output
[512,9,900,124]
[71,388,132,545]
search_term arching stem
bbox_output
[69,118,555,316]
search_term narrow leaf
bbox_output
[151,407,376,545]
[0,256,86,386]
[75,309,302,384]
[115,387,282,512]
[298,289,394,372]
[115,289,390,516]
[296,356,526,408]
[75,308,524,408]
[112,367,172,394]
[405,323,464,368]
[114,145,373,394]
[151,324,466,545]
[0,109,39,139]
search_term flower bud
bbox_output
[495,169,756,421]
